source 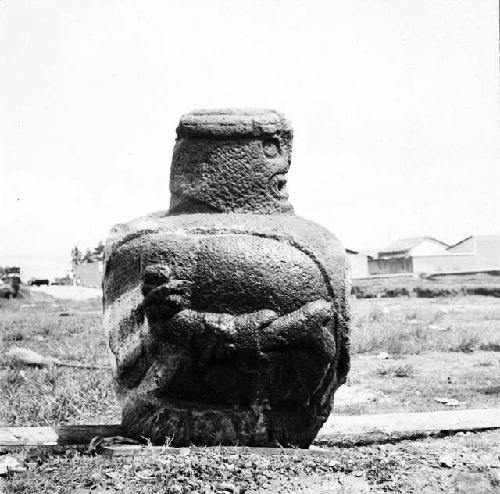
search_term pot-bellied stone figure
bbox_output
[103,109,350,447]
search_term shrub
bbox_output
[479,342,500,352]
[450,333,480,353]
[377,364,415,378]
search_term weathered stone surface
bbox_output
[103,109,350,447]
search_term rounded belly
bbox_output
[146,232,330,315]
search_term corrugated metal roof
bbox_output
[379,237,448,254]
[447,236,473,250]
[447,235,500,250]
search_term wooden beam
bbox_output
[317,408,500,443]
[99,445,332,458]
[0,424,123,447]
[1,408,499,449]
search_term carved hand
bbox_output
[141,264,193,322]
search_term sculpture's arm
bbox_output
[167,300,336,362]
[140,263,337,363]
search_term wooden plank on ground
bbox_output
[0,424,123,446]
[1,408,499,449]
[316,408,500,443]
[99,445,332,458]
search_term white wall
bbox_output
[447,236,500,271]
[74,261,103,288]
[412,254,476,274]
[347,253,369,279]
[476,237,500,270]
[448,237,475,253]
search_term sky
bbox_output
[0,0,498,279]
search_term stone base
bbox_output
[122,395,328,448]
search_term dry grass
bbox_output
[352,271,500,299]
[1,289,499,493]
[0,290,120,426]
[336,350,500,415]
[350,297,500,356]
[0,290,499,426]
[376,363,415,378]
[333,296,500,416]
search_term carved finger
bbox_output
[142,264,172,285]
[143,280,193,303]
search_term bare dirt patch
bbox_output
[28,286,102,301]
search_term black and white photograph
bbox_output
[0,1,499,492]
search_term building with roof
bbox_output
[377,237,449,259]
[446,235,500,271]
[369,237,448,275]
[346,249,370,279]
[74,261,103,288]
[368,235,500,276]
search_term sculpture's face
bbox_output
[169,133,293,214]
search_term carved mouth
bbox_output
[269,173,288,199]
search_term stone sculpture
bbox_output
[103,109,350,447]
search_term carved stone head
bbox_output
[169,109,294,214]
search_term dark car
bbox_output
[28,279,50,287]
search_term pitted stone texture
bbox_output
[177,108,292,138]
[103,109,350,447]
[170,109,293,215]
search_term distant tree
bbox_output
[93,240,105,260]
[71,246,82,268]
[83,248,93,263]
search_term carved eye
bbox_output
[263,140,279,158]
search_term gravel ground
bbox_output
[2,429,500,493]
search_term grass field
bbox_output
[352,271,500,298]
[338,296,500,415]
[1,287,499,492]
[0,290,119,427]
[1,288,500,425]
